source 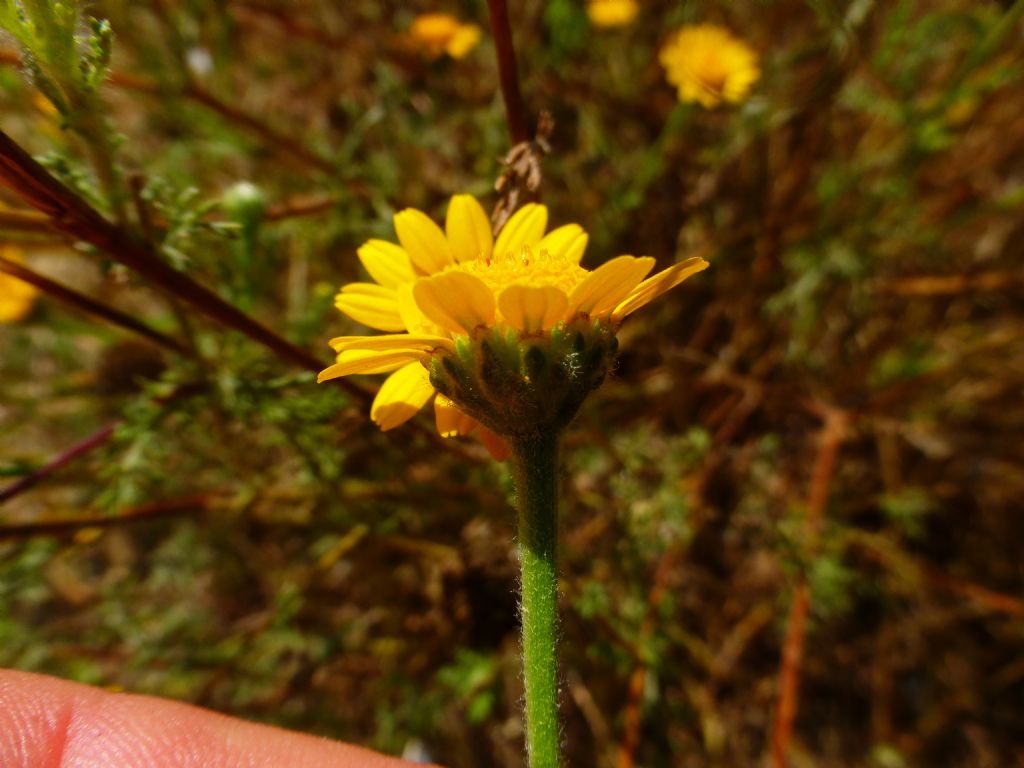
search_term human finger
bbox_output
[0,669,433,768]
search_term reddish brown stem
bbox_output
[0,383,204,506]
[183,83,336,175]
[0,492,217,539]
[0,128,367,400]
[923,568,1024,615]
[264,194,338,221]
[616,550,681,768]
[850,537,1024,617]
[0,423,115,505]
[771,408,849,767]
[0,207,54,232]
[772,582,810,768]
[0,254,189,355]
[485,0,530,145]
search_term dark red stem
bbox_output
[486,0,530,145]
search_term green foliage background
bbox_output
[1,1,1022,766]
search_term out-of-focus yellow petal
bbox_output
[434,395,478,438]
[493,203,548,259]
[318,349,428,382]
[395,208,453,274]
[612,256,709,321]
[371,362,435,431]
[497,284,568,332]
[0,280,37,323]
[538,224,588,264]
[567,256,655,318]
[357,239,416,288]
[409,13,476,60]
[0,279,38,324]
[413,272,496,335]
[335,283,406,331]
[0,246,39,324]
[446,24,481,59]
[587,0,639,28]
[446,194,493,263]
[329,333,455,353]
[434,398,508,461]
[477,425,510,462]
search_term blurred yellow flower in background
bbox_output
[0,246,39,324]
[32,92,65,141]
[33,92,60,121]
[319,195,707,458]
[587,0,639,28]
[660,24,760,108]
[408,13,482,60]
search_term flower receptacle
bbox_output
[428,318,618,439]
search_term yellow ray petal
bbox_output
[329,333,455,353]
[371,362,436,431]
[357,239,416,288]
[413,272,496,335]
[566,255,655,318]
[317,349,428,382]
[335,283,406,331]
[497,284,569,332]
[394,208,453,274]
[564,234,589,265]
[493,203,548,259]
[396,282,447,337]
[445,194,493,263]
[434,395,479,438]
[537,224,588,264]
[612,256,709,321]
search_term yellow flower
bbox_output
[587,0,639,28]
[0,246,39,324]
[408,13,482,61]
[659,24,760,108]
[319,195,708,458]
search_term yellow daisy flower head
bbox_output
[0,246,39,324]
[408,13,482,61]
[587,0,639,29]
[319,195,708,458]
[659,24,760,108]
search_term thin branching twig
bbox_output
[0,253,190,355]
[0,491,219,539]
[0,127,367,399]
[0,49,339,177]
[0,423,116,506]
[0,382,205,506]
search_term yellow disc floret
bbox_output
[447,246,588,299]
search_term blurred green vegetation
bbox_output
[1,1,1023,766]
